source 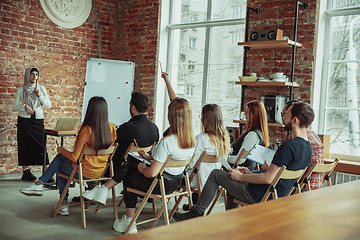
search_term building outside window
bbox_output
[158,0,246,134]
[315,0,360,158]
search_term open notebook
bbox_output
[52,117,79,131]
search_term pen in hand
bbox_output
[56,140,60,147]
[134,139,140,152]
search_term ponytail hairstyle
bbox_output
[244,100,270,147]
[201,104,230,158]
[81,96,112,151]
[167,98,195,149]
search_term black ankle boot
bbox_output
[21,169,36,181]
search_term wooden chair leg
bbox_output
[206,187,223,215]
[152,199,156,214]
[53,170,77,218]
[169,195,184,219]
[124,179,158,235]
[124,196,149,235]
[111,186,118,221]
[150,204,165,228]
[223,189,227,209]
[80,190,87,229]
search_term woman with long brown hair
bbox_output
[20,96,117,216]
[228,100,269,168]
[182,104,230,210]
[83,98,195,234]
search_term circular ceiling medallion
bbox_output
[40,0,92,29]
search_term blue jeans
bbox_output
[39,154,87,201]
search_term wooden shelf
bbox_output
[238,40,303,49]
[233,120,284,127]
[235,81,300,87]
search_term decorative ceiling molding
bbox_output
[40,0,92,29]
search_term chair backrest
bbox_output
[261,166,306,202]
[233,148,249,168]
[77,143,118,177]
[123,143,154,160]
[187,152,218,183]
[300,158,339,191]
[157,155,194,177]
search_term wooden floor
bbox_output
[110,180,360,240]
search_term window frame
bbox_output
[155,0,246,134]
[313,0,360,160]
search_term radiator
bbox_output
[335,172,360,184]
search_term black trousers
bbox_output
[111,158,140,183]
[123,170,183,208]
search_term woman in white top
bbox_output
[13,67,51,181]
[227,100,269,168]
[182,104,230,210]
[83,98,195,234]
[189,104,230,189]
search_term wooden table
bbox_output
[110,180,360,240]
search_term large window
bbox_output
[315,0,360,157]
[157,0,246,134]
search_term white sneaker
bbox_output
[113,215,138,234]
[20,183,43,196]
[82,184,109,205]
[56,205,69,216]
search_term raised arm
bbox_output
[161,72,176,101]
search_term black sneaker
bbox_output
[182,204,190,211]
[21,169,36,181]
[72,196,96,205]
[173,209,202,222]
[46,177,56,185]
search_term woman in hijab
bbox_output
[13,67,51,181]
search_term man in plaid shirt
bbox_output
[282,101,325,190]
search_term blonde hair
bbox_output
[201,104,230,158]
[244,100,270,147]
[167,98,195,149]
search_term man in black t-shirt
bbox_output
[173,101,313,221]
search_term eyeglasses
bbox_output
[281,111,286,116]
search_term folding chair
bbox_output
[299,158,339,191]
[53,143,118,229]
[118,143,155,212]
[124,155,193,235]
[171,151,219,215]
[206,148,249,215]
[233,165,306,206]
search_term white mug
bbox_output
[249,73,257,77]
[273,72,284,79]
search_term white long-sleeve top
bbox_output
[13,86,51,119]
[187,133,223,189]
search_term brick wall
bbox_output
[0,0,160,175]
[243,0,317,142]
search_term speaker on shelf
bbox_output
[249,29,283,42]
[226,126,238,146]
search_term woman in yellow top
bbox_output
[20,96,117,216]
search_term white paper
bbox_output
[246,144,276,165]
[127,152,152,165]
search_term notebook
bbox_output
[127,152,152,165]
[53,117,79,131]
[246,144,276,165]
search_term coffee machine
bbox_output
[261,95,288,123]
